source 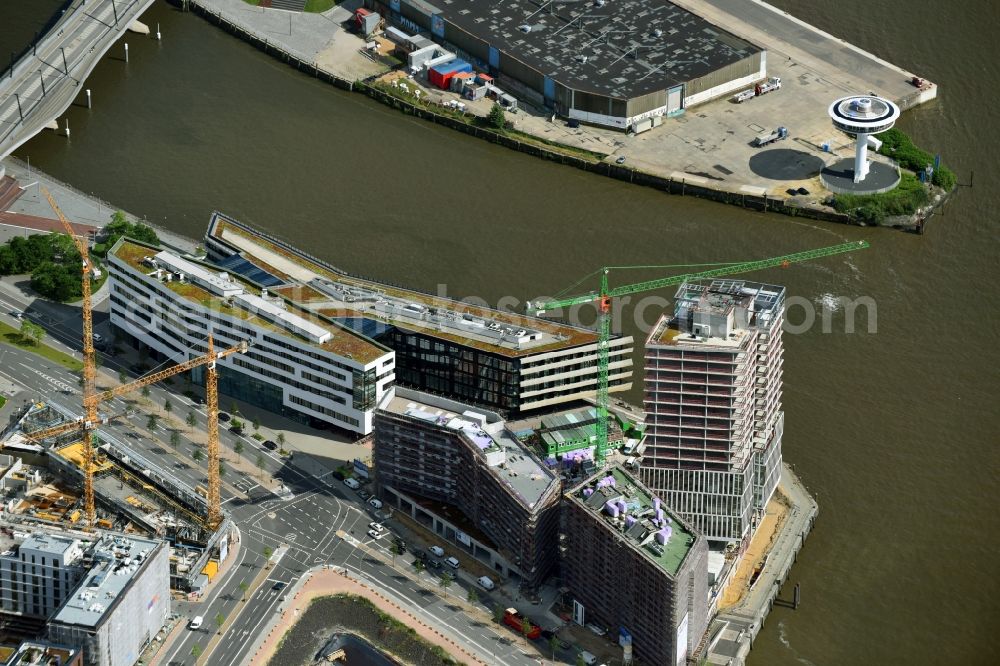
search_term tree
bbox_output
[276,432,286,448]
[467,587,478,604]
[488,103,506,130]
[169,431,180,448]
[164,399,173,414]
[146,414,158,430]
[575,653,586,666]
[439,574,453,590]
[413,558,425,573]
[256,454,265,480]
[191,644,202,663]
[521,617,534,646]
[141,386,150,398]
[118,369,128,384]
[263,546,273,559]
[100,211,159,256]
[231,401,240,416]
[19,320,44,346]
[234,440,245,460]
[549,635,559,660]
[186,411,197,429]
[192,448,204,463]
[214,612,226,634]
[493,605,504,625]
[239,580,250,601]
[391,540,404,565]
[252,416,260,432]
[218,462,227,478]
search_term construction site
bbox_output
[0,188,246,596]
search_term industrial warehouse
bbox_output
[370,0,765,131]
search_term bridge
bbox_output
[0,0,155,159]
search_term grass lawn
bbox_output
[304,0,336,11]
[0,396,6,409]
[0,320,84,371]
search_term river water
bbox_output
[3,1,997,663]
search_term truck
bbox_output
[755,76,782,96]
[503,608,542,639]
[751,126,788,147]
[733,88,755,103]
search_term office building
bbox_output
[640,280,785,542]
[562,466,709,666]
[373,388,561,589]
[372,0,763,131]
[0,526,169,666]
[107,238,396,435]
[204,212,633,417]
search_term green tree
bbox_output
[239,580,250,601]
[219,462,227,478]
[100,211,160,256]
[234,440,245,460]
[141,386,150,398]
[549,635,559,660]
[521,617,534,646]
[263,546,273,560]
[575,653,586,666]
[118,368,128,384]
[191,644,202,663]
[231,401,240,416]
[252,416,260,432]
[186,411,197,429]
[493,605,504,625]
[391,540,404,565]
[256,453,265,480]
[413,558,425,573]
[214,612,226,634]
[146,414,158,430]
[467,587,479,604]
[487,103,506,130]
[439,574,453,590]
[169,431,180,448]
[276,432,286,449]
[19,320,44,346]
[192,448,204,463]
[164,399,173,415]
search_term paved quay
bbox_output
[189,0,389,82]
[704,463,819,666]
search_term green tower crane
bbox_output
[525,240,869,467]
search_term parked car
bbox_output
[586,623,607,637]
[428,545,445,557]
[188,616,203,630]
[368,498,383,509]
[579,650,598,665]
[394,537,406,553]
[218,412,231,423]
[263,440,278,451]
[615,156,626,164]
[193,395,206,405]
[477,576,495,590]
[445,556,460,569]
[343,478,360,490]
[367,529,384,540]
[368,522,384,532]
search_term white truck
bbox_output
[751,126,789,147]
[756,76,782,95]
[733,88,755,103]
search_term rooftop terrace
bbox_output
[110,239,389,364]
[569,466,696,576]
[380,389,558,510]
[207,213,599,358]
[423,0,760,99]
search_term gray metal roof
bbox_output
[50,534,160,629]
[434,0,760,99]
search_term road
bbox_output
[0,307,556,666]
[0,0,155,159]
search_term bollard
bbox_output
[86,89,91,108]
[124,43,129,63]
[156,23,162,40]
[65,118,70,138]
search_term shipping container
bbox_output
[429,59,472,89]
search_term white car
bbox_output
[368,498,383,509]
[343,478,360,490]
[477,576,495,590]
[368,522,385,532]
[367,529,385,540]
[445,556,460,569]
[188,616,203,630]
[428,545,445,557]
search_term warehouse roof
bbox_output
[429,0,760,99]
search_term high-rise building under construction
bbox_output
[640,280,785,543]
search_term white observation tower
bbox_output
[828,95,900,183]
